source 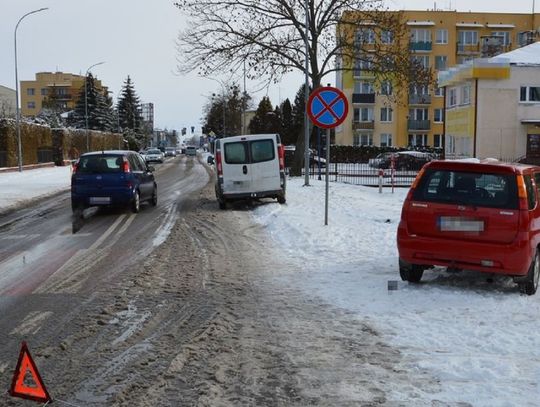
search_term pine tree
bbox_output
[71,73,115,131]
[280,98,295,145]
[117,76,142,132]
[248,96,280,134]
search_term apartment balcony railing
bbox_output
[408,94,431,105]
[353,121,375,130]
[409,41,432,52]
[456,42,480,54]
[408,119,431,131]
[352,93,375,104]
[353,69,375,78]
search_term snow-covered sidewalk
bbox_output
[0,166,71,214]
[252,177,540,406]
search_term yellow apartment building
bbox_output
[20,72,107,117]
[336,9,540,149]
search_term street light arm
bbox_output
[15,8,49,32]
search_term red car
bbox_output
[397,159,540,295]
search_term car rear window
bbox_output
[78,155,123,174]
[413,168,519,209]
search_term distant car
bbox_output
[368,152,394,168]
[377,151,433,171]
[143,148,164,163]
[397,159,540,295]
[185,146,197,156]
[164,147,177,157]
[283,145,322,167]
[71,150,157,213]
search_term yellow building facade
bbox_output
[20,72,107,117]
[336,9,540,149]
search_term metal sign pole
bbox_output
[324,128,330,226]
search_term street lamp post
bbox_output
[84,61,105,151]
[14,7,48,172]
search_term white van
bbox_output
[214,134,286,209]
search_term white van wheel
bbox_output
[218,199,227,210]
[277,194,286,204]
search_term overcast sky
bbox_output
[1,0,537,132]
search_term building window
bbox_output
[355,28,375,45]
[380,133,392,147]
[354,81,374,94]
[435,29,448,44]
[520,86,540,102]
[410,28,431,43]
[380,81,392,96]
[457,56,474,64]
[448,88,457,107]
[353,133,373,146]
[435,55,447,71]
[411,55,430,69]
[380,30,393,44]
[410,85,429,95]
[434,134,445,148]
[27,88,35,96]
[27,101,36,109]
[57,88,68,95]
[408,134,428,146]
[380,107,393,122]
[354,107,373,122]
[434,108,444,123]
[461,85,471,105]
[409,108,429,121]
[491,31,511,46]
[435,86,444,97]
[458,30,479,45]
[41,88,48,96]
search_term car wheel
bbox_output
[277,194,286,204]
[151,185,158,206]
[218,198,227,210]
[131,190,140,213]
[399,260,424,283]
[520,249,539,295]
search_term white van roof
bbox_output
[220,134,279,142]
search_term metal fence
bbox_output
[305,162,419,187]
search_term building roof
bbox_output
[490,41,540,66]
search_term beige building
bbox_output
[20,72,107,117]
[0,85,16,118]
[439,42,540,160]
[337,9,540,148]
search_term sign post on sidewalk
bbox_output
[307,86,349,226]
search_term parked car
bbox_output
[368,152,394,168]
[283,145,323,168]
[71,150,157,213]
[377,151,433,171]
[143,148,164,163]
[185,146,197,156]
[214,134,286,209]
[164,147,177,157]
[397,159,540,294]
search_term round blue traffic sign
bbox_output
[307,87,349,129]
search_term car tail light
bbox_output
[516,175,528,210]
[216,151,223,176]
[121,156,130,173]
[278,144,285,170]
[71,161,79,175]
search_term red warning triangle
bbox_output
[9,341,52,403]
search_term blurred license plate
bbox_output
[90,197,111,204]
[439,216,484,232]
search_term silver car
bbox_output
[144,149,164,163]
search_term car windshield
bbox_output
[77,155,123,174]
[147,149,161,154]
[413,168,519,209]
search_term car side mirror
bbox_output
[207,156,214,165]
[147,165,155,172]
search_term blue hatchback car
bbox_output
[71,150,157,213]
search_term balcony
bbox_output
[409,41,432,52]
[352,93,375,104]
[408,119,431,131]
[353,69,375,79]
[53,94,72,100]
[353,121,375,130]
[456,42,480,55]
[408,94,431,105]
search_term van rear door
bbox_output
[222,139,252,194]
[248,136,280,193]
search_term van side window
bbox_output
[250,140,275,163]
[524,175,536,210]
[224,142,248,164]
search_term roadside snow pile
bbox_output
[252,177,540,406]
[0,166,71,213]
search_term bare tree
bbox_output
[175,0,433,174]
